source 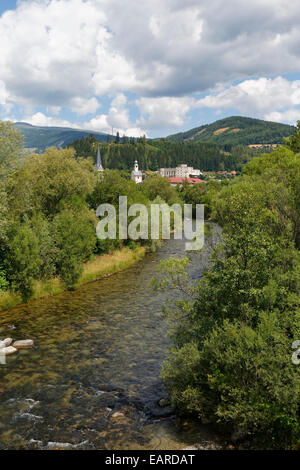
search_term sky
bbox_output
[0,0,300,138]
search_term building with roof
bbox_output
[160,164,202,179]
[131,160,143,184]
[168,177,204,186]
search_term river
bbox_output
[0,227,224,450]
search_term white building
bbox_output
[131,160,143,184]
[160,164,202,179]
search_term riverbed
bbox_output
[0,227,223,450]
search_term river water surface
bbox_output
[0,228,224,450]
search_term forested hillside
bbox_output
[15,122,112,151]
[68,134,253,172]
[166,116,296,145]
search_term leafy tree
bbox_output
[142,174,181,205]
[153,140,300,448]
[0,266,8,291]
[0,121,24,178]
[284,120,300,153]
[7,223,41,301]
[52,208,97,289]
[10,147,95,218]
[30,213,57,280]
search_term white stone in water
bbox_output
[0,346,17,355]
[3,338,13,346]
[111,411,125,419]
[13,339,34,349]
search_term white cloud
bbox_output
[125,127,147,138]
[25,112,78,128]
[82,94,147,136]
[82,114,110,133]
[195,77,300,124]
[1,0,300,132]
[2,0,300,107]
[265,109,300,125]
[107,93,131,129]
[69,97,101,115]
[0,0,107,107]
[137,96,195,130]
[0,80,9,104]
[197,77,300,114]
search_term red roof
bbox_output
[168,177,204,184]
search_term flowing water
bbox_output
[0,227,224,450]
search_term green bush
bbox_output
[156,139,300,448]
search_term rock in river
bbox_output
[111,411,125,419]
[0,346,17,355]
[158,397,171,408]
[0,338,13,348]
[13,339,34,349]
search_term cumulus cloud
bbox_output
[0,0,107,108]
[196,77,300,123]
[265,109,300,125]
[137,96,195,130]
[104,0,300,96]
[1,0,300,132]
[0,80,9,105]
[69,97,101,115]
[82,93,147,137]
[2,0,300,105]
[25,112,78,128]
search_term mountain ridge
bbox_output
[14,122,112,151]
[165,116,296,146]
[14,115,297,151]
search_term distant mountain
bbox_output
[15,116,297,151]
[15,122,112,151]
[166,116,296,146]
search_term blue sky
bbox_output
[0,1,17,15]
[0,0,300,137]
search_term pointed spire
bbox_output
[96,144,104,171]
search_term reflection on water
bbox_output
[0,227,222,450]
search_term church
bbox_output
[95,145,142,184]
[96,144,104,172]
[131,160,143,184]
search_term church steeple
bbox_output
[96,144,104,171]
[131,159,143,184]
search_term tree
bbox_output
[7,223,41,301]
[153,144,300,448]
[0,121,24,179]
[52,208,97,289]
[0,121,24,251]
[10,147,96,218]
[284,120,300,153]
[142,174,180,205]
[30,213,57,280]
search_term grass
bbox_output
[78,246,145,285]
[0,246,146,312]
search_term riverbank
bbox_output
[0,246,146,312]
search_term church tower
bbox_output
[96,144,104,172]
[131,160,143,184]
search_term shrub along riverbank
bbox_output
[0,121,179,311]
[0,246,146,311]
[153,124,300,449]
